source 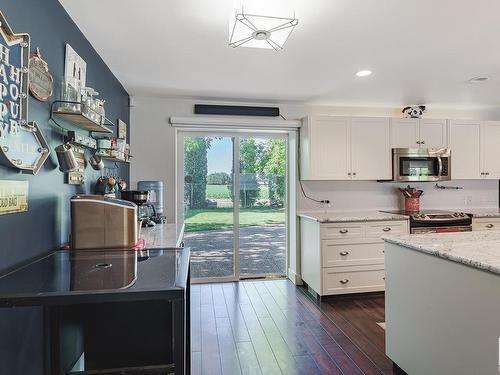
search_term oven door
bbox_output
[393,148,451,182]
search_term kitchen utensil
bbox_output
[398,188,411,198]
[89,153,104,170]
[118,179,127,191]
[55,143,79,172]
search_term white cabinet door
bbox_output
[419,119,447,148]
[308,116,351,180]
[351,117,391,180]
[449,120,481,179]
[391,118,419,148]
[481,121,500,179]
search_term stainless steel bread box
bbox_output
[71,195,138,250]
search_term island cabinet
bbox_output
[300,217,409,296]
[300,116,391,180]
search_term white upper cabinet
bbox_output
[300,116,390,180]
[419,119,448,148]
[391,118,419,148]
[449,120,481,179]
[351,117,391,180]
[391,118,447,148]
[481,121,500,179]
[301,116,350,180]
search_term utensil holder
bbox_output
[405,197,420,212]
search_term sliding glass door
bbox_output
[180,132,287,282]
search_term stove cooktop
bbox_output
[381,209,472,227]
[382,209,464,216]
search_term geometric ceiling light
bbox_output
[229,6,298,51]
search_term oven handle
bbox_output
[437,156,443,178]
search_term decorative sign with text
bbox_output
[0,11,49,175]
[0,180,28,215]
[29,48,53,102]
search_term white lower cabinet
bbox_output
[300,218,409,296]
[472,217,500,231]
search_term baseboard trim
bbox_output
[288,268,303,285]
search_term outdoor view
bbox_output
[183,135,287,279]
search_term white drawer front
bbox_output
[322,242,384,267]
[322,266,385,295]
[472,218,500,231]
[365,221,407,238]
[320,223,363,240]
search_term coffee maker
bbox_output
[121,190,165,227]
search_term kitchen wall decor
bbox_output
[0,11,50,175]
[0,180,28,215]
[28,47,53,101]
[117,118,127,140]
[64,43,86,90]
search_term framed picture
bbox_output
[64,44,86,89]
[117,119,127,140]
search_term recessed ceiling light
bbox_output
[356,70,372,77]
[468,76,489,83]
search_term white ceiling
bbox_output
[60,0,500,109]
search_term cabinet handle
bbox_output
[94,263,112,269]
[339,229,349,234]
[339,251,349,256]
[383,277,386,280]
[481,172,485,176]
[420,140,425,145]
[339,279,349,284]
[485,172,490,176]
[382,227,391,232]
[352,172,357,176]
[416,141,421,144]
[347,172,352,176]
[486,224,494,229]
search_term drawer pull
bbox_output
[383,277,386,280]
[382,227,391,232]
[94,263,112,269]
[486,224,494,229]
[339,251,349,256]
[339,229,349,234]
[339,279,349,284]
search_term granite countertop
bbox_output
[383,231,500,276]
[141,223,185,248]
[298,211,409,223]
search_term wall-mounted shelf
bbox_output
[50,100,114,134]
[100,155,131,164]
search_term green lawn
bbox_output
[184,207,285,232]
[206,184,270,200]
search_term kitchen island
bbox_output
[383,231,500,375]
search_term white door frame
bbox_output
[176,129,292,283]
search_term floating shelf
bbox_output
[50,100,115,134]
[53,110,113,133]
[100,155,131,164]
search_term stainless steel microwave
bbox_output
[393,148,451,182]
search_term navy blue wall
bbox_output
[0,0,130,373]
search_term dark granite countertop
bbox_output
[0,247,190,307]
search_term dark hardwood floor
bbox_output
[191,279,398,375]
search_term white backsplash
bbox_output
[297,180,499,212]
